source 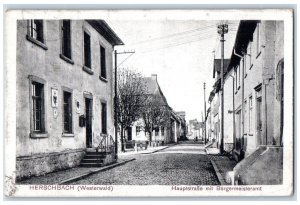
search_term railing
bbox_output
[96,134,115,154]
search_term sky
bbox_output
[107,19,239,122]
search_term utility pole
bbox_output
[203,82,207,145]
[217,23,228,154]
[114,50,135,159]
[114,50,118,159]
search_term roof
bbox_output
[227,20,259,71]
[208,90,215,103]
[213,59,231,78]
[86,20,124,46]
[142,76,169,107]
[143,77,158,94]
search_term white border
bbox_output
[4,9,294,197]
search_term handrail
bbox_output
[96,134,115,153]
[96,134,107,153]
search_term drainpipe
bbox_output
[233,49,244,157]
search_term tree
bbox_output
[116,68,147,152]
[141,95,170,144]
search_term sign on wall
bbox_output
[51,88,58,108]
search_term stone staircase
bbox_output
[233,145,283,185]
[79,150,107,167]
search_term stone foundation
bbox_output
[103,152,117,165]
[16,149,85,181]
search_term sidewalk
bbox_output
[207,155,237,185]
[205,141,220,154]
[18,158,135,185]
[18,145,170,185]
[118,145,170,156]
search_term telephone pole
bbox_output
[217,23,228,154]
[203,82,207,145]
[114,50,135,159]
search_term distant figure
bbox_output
[194,136,198,142]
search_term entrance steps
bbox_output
[233,145,283,185]
[79,150,107,167]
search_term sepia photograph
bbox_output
[4,9,294,197]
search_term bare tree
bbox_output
[116,68,147,152]
[141,95,170,144]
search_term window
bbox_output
[27,20,47,50]
[235,69,238,91]
[101,102,107,134]
[235,64,240,92]
[61,20,72,61]
[256,22,261,57]
[28,20,44,43]
[136,126,141,136]
[161,127,165,136]
[249,96,253,134]
[155,127,159,136]
[32,81,45,133]
[63,91,72,133]
[247,41,252,69]
[100,45,107,79]
[84,31,91,68]
[243,55,247,78]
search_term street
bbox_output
[71,142,220,185]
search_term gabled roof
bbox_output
[143,77,158,94]
[213,59,231,78]
[86,20,124,46]
[142,75,169,107]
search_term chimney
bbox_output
[151,74,157,81]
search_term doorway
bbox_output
[256,95,262,146]
[127,127,132,141]
[85,98,93,148]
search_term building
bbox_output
[221,20,284,184]
[16,20,123,180]
[208,58,231,151]
[127,74,176,146]
[187,119,201,140]
[205,107,212,142]
[176,111,188,140]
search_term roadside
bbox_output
[207,154,237,185]
[17,144,173,185]
[17,158,135,185]
[204,141,237,185]
[119,144,171,156]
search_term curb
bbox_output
[141,146,169,154]
[58,158,136,185]
[204,142,214,148]
[210,159,226,185]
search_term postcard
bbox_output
[4,9,294,197]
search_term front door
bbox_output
[256,96,262,145]
[85,98,93,148]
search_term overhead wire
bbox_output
[128,24,218,46]
[137,33,219,54]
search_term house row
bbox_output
[123,74,187,148]
[206,20,284,184]
[16,20,123,180]
[187,119,201,140]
